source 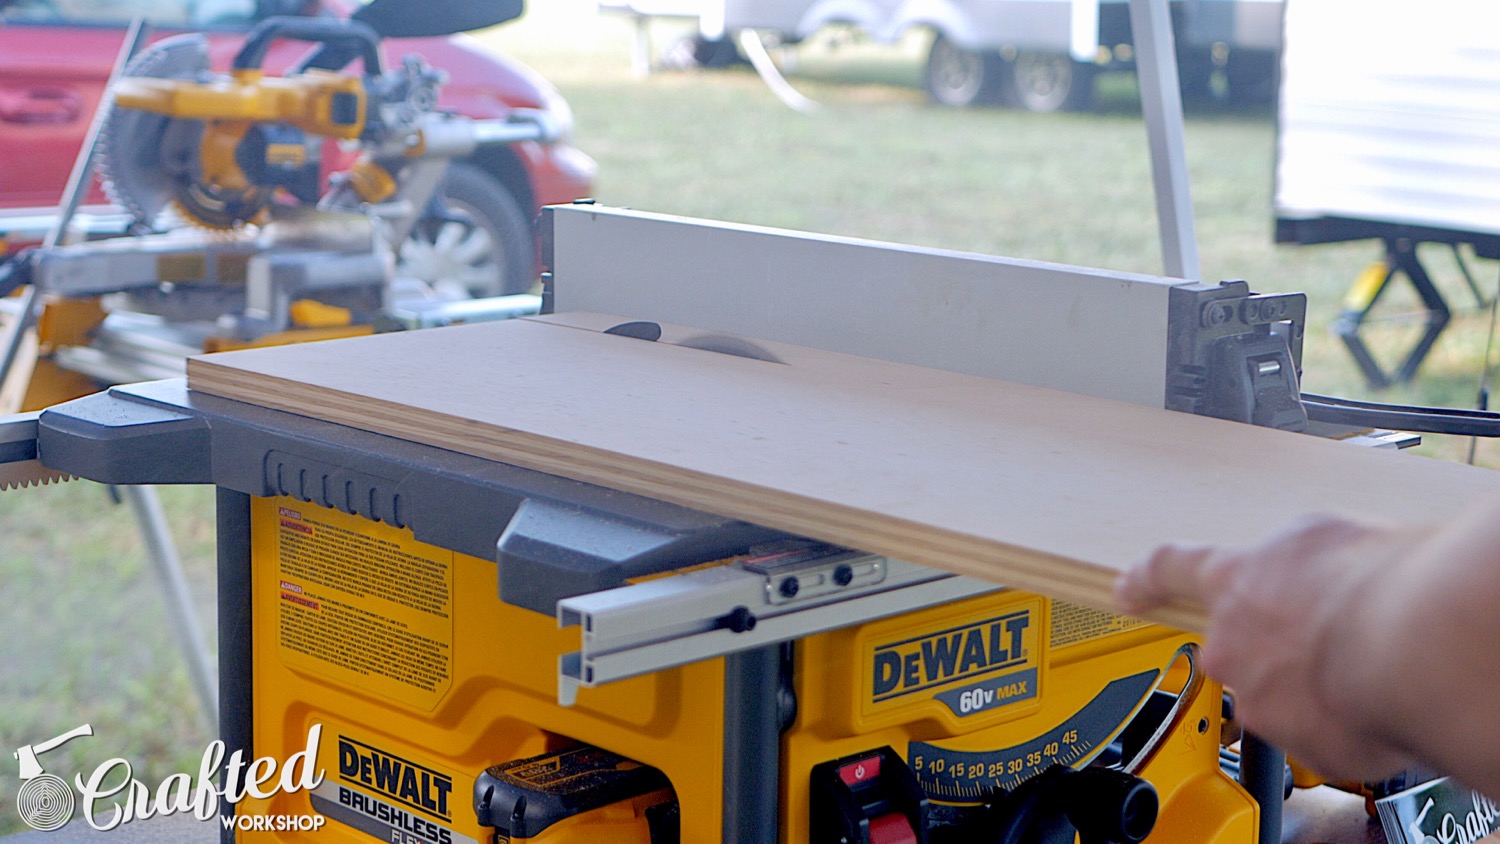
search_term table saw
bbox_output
[8,205,1479,844]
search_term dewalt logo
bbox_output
[337,737,453,820]
[870,607,1038,710]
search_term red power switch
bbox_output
[811,746,929,844]
[838,755,882,787]
[869,812,919,844]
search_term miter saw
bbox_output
[100,14,507,234]
[0,1,549,413]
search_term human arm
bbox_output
[1115,498,1500,797]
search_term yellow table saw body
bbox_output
[235,495,1259,843]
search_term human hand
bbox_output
[1115,514,1430,781]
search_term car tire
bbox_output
[1006,51,1094,112]
[398,162,536,299]
[924,33,1007,108]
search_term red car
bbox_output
[0,0,595,295]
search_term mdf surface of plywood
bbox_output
[186,314,1500,631]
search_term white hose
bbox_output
[735,29,820,115]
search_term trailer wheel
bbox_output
[924,33,1007,107]
[1007,51,1094,112]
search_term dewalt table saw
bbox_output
[0,780,1392,843]
[8,206,1465,844]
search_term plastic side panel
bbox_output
[1148,770,1259,844]
[782,591,1236,844]
[1275,0,1500,238]
[240,496,728,842]
[548,206,1178,408]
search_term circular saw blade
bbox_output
[171,182,273,230]
[97,34,213,229]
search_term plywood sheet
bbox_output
[186,314,1500,631]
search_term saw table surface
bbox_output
[186,312,1500,632]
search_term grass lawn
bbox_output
[2,0,1497,833]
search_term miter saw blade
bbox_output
[170,177,273,230]
[97,34,266,230]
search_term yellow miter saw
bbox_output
[95,0,553,261]
[102,13,478,232]
[0,0,551,412]
[100,23,374,231]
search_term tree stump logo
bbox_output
[14,724,93,830]
[17,774,76,831]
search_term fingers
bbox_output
[1114,542,1221,615]
[1114,513,1386,617]
[1114,513,1431,788]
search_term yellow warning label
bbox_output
[269,498,453,709]
[1048,601,1150,649]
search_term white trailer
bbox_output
[1273,0,1500,388]
[606,0,1282,110]
[1275,0,1500,250]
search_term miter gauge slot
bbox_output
[557,547,1003,706]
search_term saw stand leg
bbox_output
[120,484,219,730]
[216,490,253,844]
[722,644,787,843]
